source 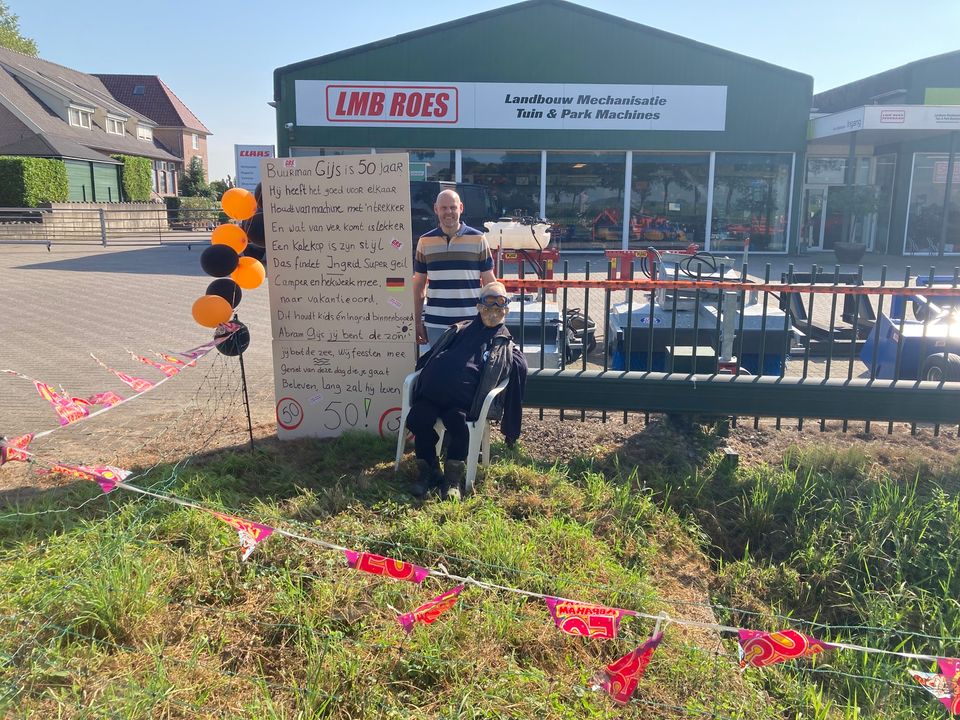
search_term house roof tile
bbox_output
[95,75,210,134]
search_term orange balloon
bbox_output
[231,256,265,289]
[211,223,248,253]
[192,294,233,328]
[221,187,258,221]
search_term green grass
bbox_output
[1,423,956,718]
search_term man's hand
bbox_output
[415,318,428,344]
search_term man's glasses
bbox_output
[479,296,509,309]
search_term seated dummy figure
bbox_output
[405,281,527,500]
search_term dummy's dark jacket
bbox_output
[413,317,528,444]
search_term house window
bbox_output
[137,126,153,142]
[106,117,125,135]
[192,133,199,150]
[133,84,145,95]
[68,106,92,129]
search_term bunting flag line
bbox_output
[85,391,126,408]
[90,356,155,393]
[544,597,635,640]
[0,434,33,466]
[32,380,90,426]
[738,629,835,668]
[177,322,242,360]
[154,352,196,368]
[210,512,275,560]
[40,463,131,494]
[909,658,960,715]
[344,550,430,584]
[397,584,466,634]
[128,351,181,378]
[595,632,664,705]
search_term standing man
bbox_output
[413,189,497,346]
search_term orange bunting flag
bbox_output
[738,629,834,668]
[85,391,125,408]
[33,381,89,426]
[41,463,131,493]
[344,550,429,583]
[0,434,33,466]
[90,356,154,393]
[129,352,181,378]
[211,512,274,560]
[398,584,465,633]
[545,597,635,640]
[595,632,663,705]
[910,658,960,716]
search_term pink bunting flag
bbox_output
[155,352,196,368]
[544,597,635,640]
[909,658,960,715]
[0,434,33,466]
[738,629,834,668]
[85,391,125,408]
[343,550,429,583]
[596,632,663,705]
[397,584,465,633]
[33,381,89,426]
[211,512,274,560]
[176,323,241,360]
[129,352,181,378]
[41,463,131,493]
[90,356,154,393]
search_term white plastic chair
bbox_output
[394,370,510,495]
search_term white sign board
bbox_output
[295,80,727,131]
[235,145,275,191]
[811,105,960,139]
[260,153,415,439]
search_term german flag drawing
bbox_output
[385,277,405,292]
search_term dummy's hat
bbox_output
[479,281,509,300]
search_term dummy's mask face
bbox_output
[478,296,509,327]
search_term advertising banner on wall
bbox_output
[811,105,960,139]
[235,145,275,191]
[260,153,415,439]
[295,80,727,131]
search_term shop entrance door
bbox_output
[801,187,827,250]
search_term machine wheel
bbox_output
[921,353,960,381]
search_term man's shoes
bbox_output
[440,460,465,501]
[411,459,440,499]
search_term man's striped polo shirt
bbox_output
[414,223,493,330]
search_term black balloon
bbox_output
[206,278,243,308]
[215,321,250,357]
[200,244,239,277]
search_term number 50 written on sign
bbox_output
[322,401,362,430]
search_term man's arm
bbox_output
[480,268,497,286]
[412,271,428,344]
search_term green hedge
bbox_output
[0,156,68,207]
[111,154,152,201]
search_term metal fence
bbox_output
[496,256,960,433]
[0,206,222,247]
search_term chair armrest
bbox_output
[478,376,510,421]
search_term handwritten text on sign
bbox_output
[261,154,414,439]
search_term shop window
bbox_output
[545,151,626,250]
[461,150,541,218]
[712,153,792,252]
[905,152,960,255]
[629,153,709,249]
[375,149,454,181]
[289,146,372,157]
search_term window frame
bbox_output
[68,105,92,129]
[106,116,126,136]
[137,125,153,142]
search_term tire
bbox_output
[921,353,960,381]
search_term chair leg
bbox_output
[394,407,411,472]
[434,421,445,460]
[463,422,483,496]
[481,421,491,466]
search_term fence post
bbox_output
[99,208,107,247]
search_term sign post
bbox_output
[235,145,275,191]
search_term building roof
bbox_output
[95,74,210,134]
[0,46,179,163]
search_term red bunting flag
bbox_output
[0,434,33,466]
[41,463,131,493]
[596,632,663,705]
[90,356,154,393]
[738,629,834,668]
[344,550,429,583]
[210,512,275,560]
[544,597,635,640]
[397,584,465,633]
[33,381,90,426]
[85,391,125,408]
[910,658,960,715]
[129,352,181,378]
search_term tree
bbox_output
[179,156,211,197]
[208,175,234,200]
[0,2,37,56]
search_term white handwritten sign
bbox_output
[261,153,414,439]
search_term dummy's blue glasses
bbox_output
[480,296,509,309]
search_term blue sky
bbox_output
[14,1,960,181]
